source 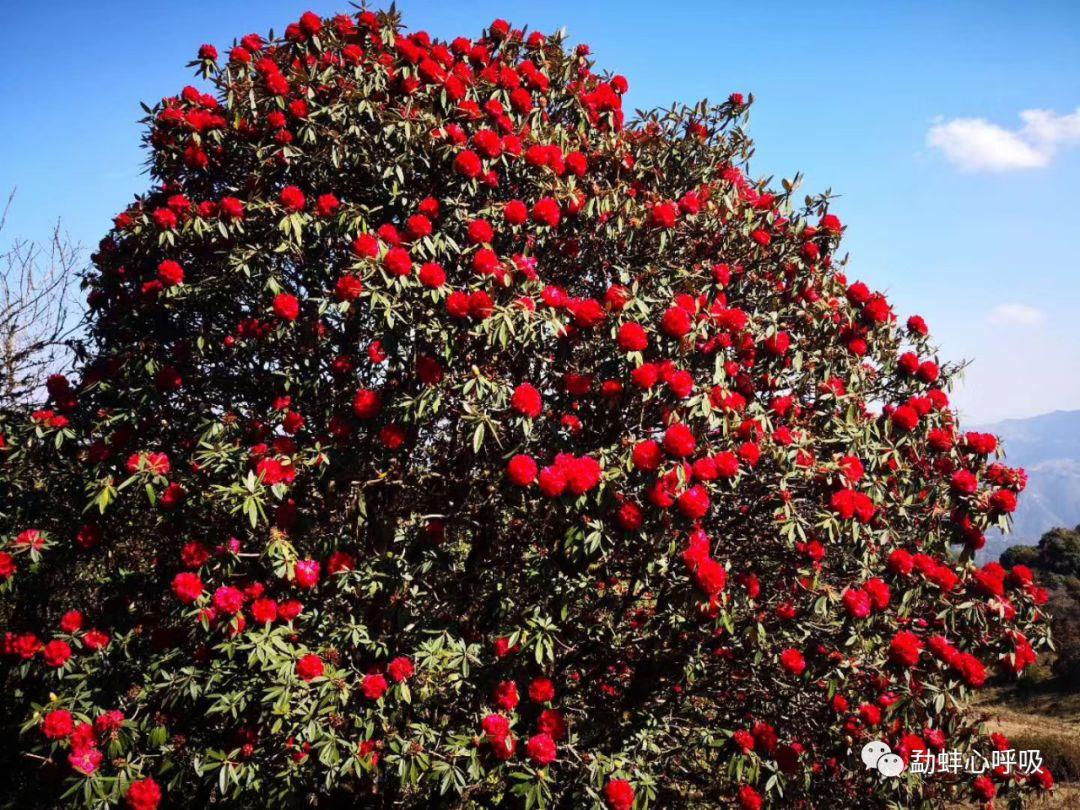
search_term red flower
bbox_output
[616,501,643,530]
[273,293,300,321]
[859,703,881,726]
[526,732,557,765]
[352,233,379,257]
[42,709,74,739]
[454,150,483,178]
[482,713,510,740]
[334,275,363,301]
[384,247,413,276]
[537,708,567,740]
[950,469,978,494]
[890,630,924,668]
[212,585,244,615]
[157,260,184,286]
[713,451,740,479]
[829,489,875,523]
[737,785,763,810]
[172,572,203,603]
[953,653,987,687]
[489,732,516,760]
[60,610,84,633]
[219,196,245,220]
[406,214,432,239]
[677,485,710,519]
[511,383,543,418]
[418,262,446,287]
[151,208,177,230]
[504,199,528,224]
[532,198,561,227]
[890,404,919,432]
[663,424,696,457]
[779,648,806,676]
[279,600,303,622]
[362,672,389,700]
[617,322,648,351]
[387,656,414,682]
[864,578,891,610]
[0,552,15,581]
[887,549,914,576]
[84,629,111,651]
[327,551,355,575]
[690,556,727,596]
[69,746,103,776]
[763,331,790,355]
[353,388,382,419]
[295,653,324,681]
[493,680,519,711]
[926,563,960,592]
[251,598,278,624]
[315,193,340,217]
[294,559,321,589]
[298,11,323,35]
[989,488,1017,514]
[660,306,692,337]
[973,563,1006,597]
[125,778,162,810]
[842,588,871,619]
[604,779,635,810]
[972,775,996,802]
[279,185,306,212]
[507,454,538,486]
[649,202,677,229]
[528,677,555,703]
[467,219,494,244]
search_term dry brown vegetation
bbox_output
[961,684,1080,808]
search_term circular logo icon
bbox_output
[860,741,907,777]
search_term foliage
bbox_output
[1003,526,1080,688]
[1002,526,1080,582]
[0,8,1054,808]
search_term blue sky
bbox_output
[2,1,1078,423]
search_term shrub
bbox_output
[0,8,1053,808]
[1003,528,1080,687]
[1007,734,1080,782]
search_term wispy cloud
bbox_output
[987,303,1046,326]
[927,108,1080,172]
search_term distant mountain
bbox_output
[973,410,1080,560]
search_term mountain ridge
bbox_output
[972,409,1080,560]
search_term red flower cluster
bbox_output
[0,7,1050,810]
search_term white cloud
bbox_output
[1020,108,1080,146]
[927,107,1080,172]
[987,303,1046,326]
[927,118,1048,171]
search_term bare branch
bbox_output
[0,189,82,409]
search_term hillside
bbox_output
[975,410,1080,560]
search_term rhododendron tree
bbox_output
[0,8,1053,809]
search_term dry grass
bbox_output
[962,685,1080,808]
